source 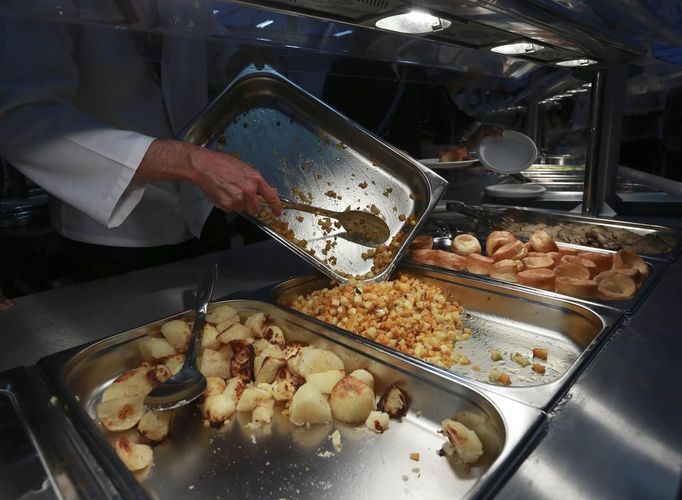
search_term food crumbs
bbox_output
[250,435,257,444]
[532,363,546,374]
[402,475,409,482]
[533,347,548,360]
[330,430,342,452]
[189,485,195,490]
[409,452,420,461]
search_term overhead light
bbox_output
[333,30,353,37]
[490,42,544,55]
[556,58,597,67]
[375,10,452,34]
[582,82,592,88]
[567,88,589,93]
[256,19,274,29]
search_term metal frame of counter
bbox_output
[1,238,681,499]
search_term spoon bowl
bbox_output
[279,197,391,246]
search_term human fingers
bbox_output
[256,178,282,216]
[243,183,261,216]
[0,298,14,311]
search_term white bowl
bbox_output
[477,131,538,173]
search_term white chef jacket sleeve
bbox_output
[0,11,153,229]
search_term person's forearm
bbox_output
[134,138,199,184]
[136,139,282,216]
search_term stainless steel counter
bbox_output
[0,242,314,370]
[1,239,681,499]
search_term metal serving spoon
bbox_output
[278,196,391,247]
[144,264,216,411]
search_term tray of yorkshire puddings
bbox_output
[38,299,544,499]
[407,218,666,314]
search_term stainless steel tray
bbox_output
[39,300,543,500]
[272,270,621,410]
[423,236,665,314]
[442,202,682,262]
[178,67,448,283]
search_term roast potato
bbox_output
[204,376,227,397]
[271,367,305,402]
[96,396,145,431]
[164,354,185,375]
[235,386,272,412]
[244,312,267,337]
[224,377,246,403]
[215,315,241,334]
[217,323,251,344]
[206,304,238,325]
[252,399,275,425]
[160,319,191,352]
[287,347,345,379]
[201,394,236,425]
[262,325,286,347]
[201,324,221,351]
[349,369,374,390]
[289,382,332,426]
[230,343,255,382]
[306,369,345,395]
[365,410,390,433]
[377,384,410,419]
[441,419,484,464]
[148,364,173,384]
[255,356,286,385]
[138,410,172,443]
[101,367,153,402]
[115,436,153,471]
[199,348,232,379]
[329,376,375,424]
[138,338,176,362]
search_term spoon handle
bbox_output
[279,198,339,219]
[184,264,217,369]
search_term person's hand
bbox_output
[136,139,282,217]
[0,288,13,312]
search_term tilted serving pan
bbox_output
[178,66,448,284]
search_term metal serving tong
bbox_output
[447,200,524,228]
[144,264,216,411]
